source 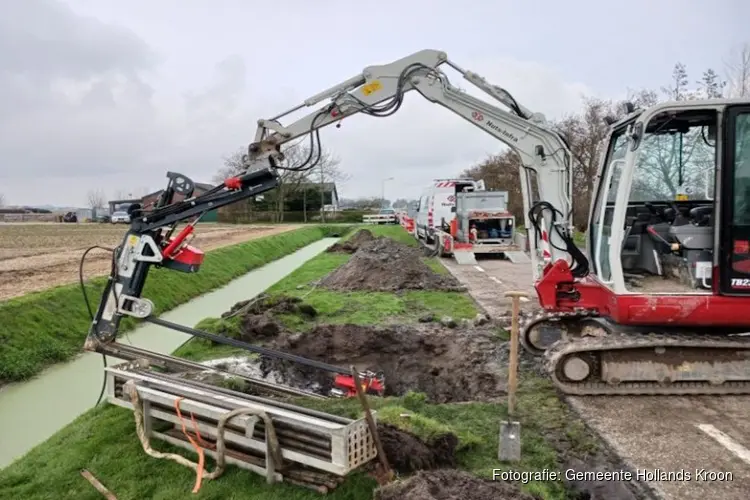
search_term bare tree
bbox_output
[725,43,750,98]
[87,189,106,218]
[215,142,345,222]
[213,148,248,183]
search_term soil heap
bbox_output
[320,237,464,292]
[326,228,377,253]
[375,469,536,500]
[378,424,458,474]
[223,295,317,341]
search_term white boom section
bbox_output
[245,49,574,278]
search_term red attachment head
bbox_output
[331,372,385,398]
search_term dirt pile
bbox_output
[320,237,464,292]
[261,323,506,402]
[326,229,377,253]
[223,295,317,341]
[378,423,457,474]
[374,469,536,500]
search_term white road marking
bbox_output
[489,276,502,284]
[474,266,484,272]
[697,424,750,466]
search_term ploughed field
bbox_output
[0,223,300,300]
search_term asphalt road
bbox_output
[442,257,750,500]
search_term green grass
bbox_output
[0,225,596,500]
[0,225,350,384]
[0,374,593,500]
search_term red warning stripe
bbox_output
[435,181,456,188]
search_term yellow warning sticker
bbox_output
[675,194,688,201]
[127,235,138,247]
[362,80,382,96]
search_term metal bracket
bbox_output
[117,295,155,319]
[135,235,163,263]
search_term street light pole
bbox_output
[381,177,394,208]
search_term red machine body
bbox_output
[536,259,750,328]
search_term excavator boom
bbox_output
[244,49,587,280]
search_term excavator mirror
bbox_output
[622,101,635,114]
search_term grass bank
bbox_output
[0,225,350,385]
[0,225,596,499]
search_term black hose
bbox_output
[78,245,116,406]
[528,201,589,278]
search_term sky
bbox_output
[0,0,748,207]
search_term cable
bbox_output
[78,244,118,406]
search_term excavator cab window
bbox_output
[720,105,750,294]
[622,108,718,293]
[590,129,628,283]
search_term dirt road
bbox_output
[442,257,750,500]
[0,224,301,301]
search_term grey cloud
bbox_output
[0,0,156,79]
[1,0,745,206]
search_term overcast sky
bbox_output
[0,0,747,207]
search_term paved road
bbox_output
[442,257,750,500]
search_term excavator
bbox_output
[83,49,750,398]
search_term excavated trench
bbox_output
[259,323,506,403]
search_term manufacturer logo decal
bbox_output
[471,111,484,121]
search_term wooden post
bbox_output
[503,291,529,417]
[351,366,393,485]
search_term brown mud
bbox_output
[320,237,465,292]
[259,323,506,403]
[375,469,536,500]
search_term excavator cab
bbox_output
[525,101,750,396]
[589,102,750,302]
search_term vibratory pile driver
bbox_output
[81,169,384,398]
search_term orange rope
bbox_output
[174,397,206,493]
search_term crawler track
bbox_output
[522,312,750,396]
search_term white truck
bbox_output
[415,178,485,243]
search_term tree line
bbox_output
[460,43,750,230]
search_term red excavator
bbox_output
[84,49,750,397]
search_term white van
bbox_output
[415,178,486,242]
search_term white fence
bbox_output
[362,214,396,224]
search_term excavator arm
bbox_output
[244,49,586,279]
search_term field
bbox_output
[0,223,301,301]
